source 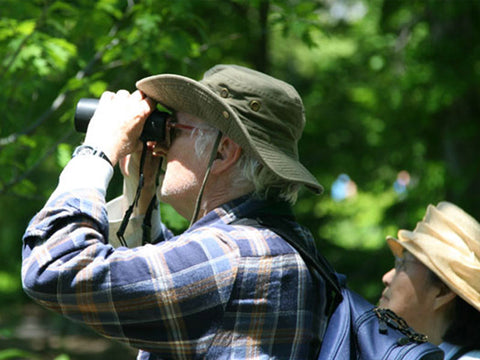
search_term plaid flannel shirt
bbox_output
[22,158,326,359]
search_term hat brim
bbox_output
[387,230,438,270]
[136,74,323,193]
[386,235,405,258]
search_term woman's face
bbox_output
[378,251,442,337]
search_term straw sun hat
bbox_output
[136,64,323,194]
[387,202,480,312]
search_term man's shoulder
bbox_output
[218,217,308,258]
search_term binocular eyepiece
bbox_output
[74,98,170,143]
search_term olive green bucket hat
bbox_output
[136,64,323,194]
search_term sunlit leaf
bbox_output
[57,143,73,168]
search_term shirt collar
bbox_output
[187,194,294,231]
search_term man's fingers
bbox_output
[116,89,130,97]
[131,90,144,100]
[98,91,115,103]
[119,155,130,176]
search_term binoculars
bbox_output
[74,98,170,143]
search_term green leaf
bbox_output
[160,204,189,233]
[57,143,73,168]
[89,81,109,97]
[16,19,36,36]
[0,349,39,360]
[45,38,77,70]
[0,271,20,294]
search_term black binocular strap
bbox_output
[116,144,163,246]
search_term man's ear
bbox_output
[211,137,242,174]
[433,283,457,311]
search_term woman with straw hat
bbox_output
[379,201,480,359]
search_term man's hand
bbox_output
[84,90,156,166]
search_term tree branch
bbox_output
[0,130,74,196]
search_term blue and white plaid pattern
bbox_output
[22,190,325,359]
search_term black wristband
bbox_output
[72,145,113,167]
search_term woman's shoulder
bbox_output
[460,350,480,360]
[440,342,480,360]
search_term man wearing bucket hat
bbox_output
[379,201,480,359]
[22,65,328,359]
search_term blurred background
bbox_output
[1,0,479,358]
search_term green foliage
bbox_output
[53,355,70,360]
[2,0,480,355]
[56,143,73,168]
[0,349,40,360]
[160,203,189,233]
[0,271,20,295]
[315,191,398,250]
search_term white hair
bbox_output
[192,128,300,204]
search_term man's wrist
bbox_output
[47,154,113,202]
[72,145,113,167]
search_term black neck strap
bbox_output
[116,131,223,245]
[116,143,162,246]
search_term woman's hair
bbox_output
[193,129,300,204]
[427,270,480,347]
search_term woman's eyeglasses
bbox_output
[394,256,421,272]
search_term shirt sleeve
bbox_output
[21,157,240,352]
[49,154,114,198]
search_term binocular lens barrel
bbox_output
[74,98,169,143]
[74,98,100,133]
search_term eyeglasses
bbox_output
[168,120,198,133]
[164,117,203,147]
[394,256,421,272]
